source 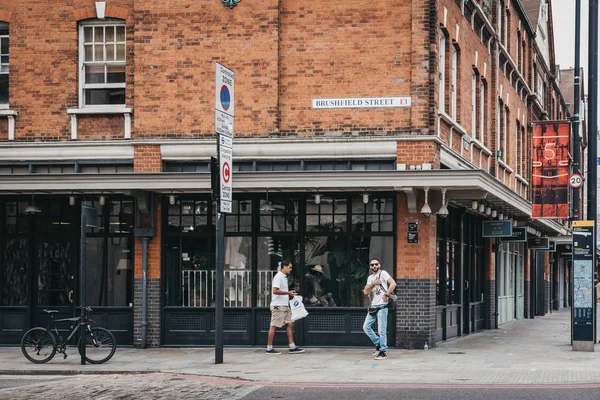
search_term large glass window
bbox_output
[84,198,133,307]
[2,238,28,306]
[0,23,8,106]
[163,193,395,310]
[79,21,126,106]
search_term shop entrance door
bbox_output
[33,238,77,329]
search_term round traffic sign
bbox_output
[222,162,231,183]
[569,173,583,189]
[220,85,231,111]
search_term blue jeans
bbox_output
[363,305,388,352]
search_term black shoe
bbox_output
[372,346,380,356]
[374,351,388,360]
[265,349,281,355]
[289,347,305,354]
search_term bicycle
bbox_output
[21,306,116,364]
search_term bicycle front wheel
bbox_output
[78,327,116,364]
[21,327,56,364]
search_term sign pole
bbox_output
[79,207,86,365]
[214,62,235,364]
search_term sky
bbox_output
[552,0,589,72]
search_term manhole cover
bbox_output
[447,351,466,355]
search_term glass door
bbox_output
[34,239,76,327]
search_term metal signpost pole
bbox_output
[214,63,234,364]
[588,0,598,346]
[79,208,86,365]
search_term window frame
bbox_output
[0,22,8,108]
[78,19,126,108]
[439,31,446,113]
[451,45,458,120]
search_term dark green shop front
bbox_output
[162,193,396,347]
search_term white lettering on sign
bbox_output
[219,136,233,213]
[312,97,411,109]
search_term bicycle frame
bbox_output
[46,314,96,350]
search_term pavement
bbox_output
[2,308,600,385]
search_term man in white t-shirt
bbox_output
[363,257,396,360]
[266,260,305,355]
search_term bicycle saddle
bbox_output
[43,309,59,314]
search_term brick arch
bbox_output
[0,10,11,23]
[74,5,129,22]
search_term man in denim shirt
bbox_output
[363,257,396,360]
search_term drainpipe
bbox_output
[141,236,149,348]
[132,192,155,349]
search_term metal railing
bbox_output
[181,269,277,308]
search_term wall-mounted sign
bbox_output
[408,222,418,243]
[500,227,527,242]
[537,240,557,252]
[527,236,550,249]
[312,97,411,109]
[482,221,513,237]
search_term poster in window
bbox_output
[531,121,569,219]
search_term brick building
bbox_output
[0,0,571,349]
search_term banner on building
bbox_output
[531,121,570,219]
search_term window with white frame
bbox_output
[439,31,446,113]
[497,99,505,161]
[498,0,504,46]
[451,45,458,120]
[503,106,509,163]
[479,80,486,144]
[471,71,477,135]
[79,21,126,107]
[0,22,8,107]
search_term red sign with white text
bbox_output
[531,121,570,219]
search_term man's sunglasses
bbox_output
[370,263,379,266]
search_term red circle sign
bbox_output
[222,162,231,183]
[569,173,583,189]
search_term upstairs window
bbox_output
[79,21,126,107]
[0,22,8,107]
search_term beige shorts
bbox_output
[270,305,292,328]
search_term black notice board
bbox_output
[407,222,418,243]
[501,227,527,242]
[482,221,513,237]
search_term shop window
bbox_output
[1,238,28,306]
[225,200,252,233]
[167,197,212,234]
[260,196,299,232]
[79,21,126,106]
[0,22,8,107]
[307,195,347,233]
[351,196,393,233]
[257,237,300,307]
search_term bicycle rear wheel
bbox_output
[78,327,116,364]
[21,327,57,364]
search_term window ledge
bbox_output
[471,139,492,156]
[0,109,18,117]
[67,107,132,115]
[67,108,133,140]
[0,109,18,140]
[515,174,529,186]
[497,159,514,174]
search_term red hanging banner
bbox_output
[531,121,570,219]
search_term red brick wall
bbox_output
[134,144,161,173]
[3,0,134,140]
[77,115,125,140]
[396,192,437,279]
[396,140,440,167]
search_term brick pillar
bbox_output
[395,191,437,349]
[133,145,162,347]
[484,238,496,329]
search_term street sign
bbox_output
[219,136,232,213]
[527,236,550,249]
[572,221,595,349]
[215,110,234,138]
[569,173,584,189]
[215,63,235,117]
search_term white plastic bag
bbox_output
[289,295,309,321]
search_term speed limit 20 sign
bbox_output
[569,173,583,189]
